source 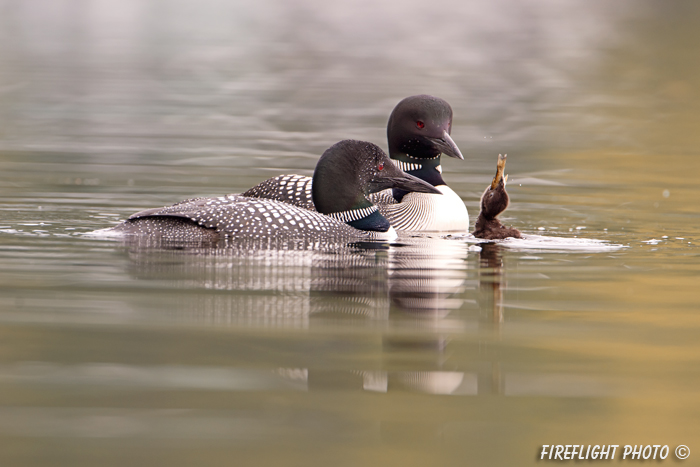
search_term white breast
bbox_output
[375,185,469,233]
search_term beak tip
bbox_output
[441,130,464,160]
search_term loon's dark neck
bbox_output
[328,199,391,232]
[311,140,440,232]
[327,202,391,233]
[347,209,391,232]
[391,152,445,201]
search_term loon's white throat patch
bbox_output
[328,206,378,223]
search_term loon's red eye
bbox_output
[377,162,384,171]
[416,121,425,129]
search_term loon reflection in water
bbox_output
[119,235,513,395]
[101,140,439,242]
[123,236,472,322]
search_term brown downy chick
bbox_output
[472,154,521,239]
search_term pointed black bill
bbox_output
[427,130,464,160]
[368,160,441,194]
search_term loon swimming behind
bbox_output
[369,95,469,232]
[245,95,470,233]
[472,154,521,240]
[104,140,439,241]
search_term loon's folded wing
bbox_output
[243,175,315,211]
[127,197,212,221]
[124,194,357,238]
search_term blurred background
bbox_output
[3,0,699,159]
[0,0,699,466]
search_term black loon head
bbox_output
[312,140,441,232]
[479,154,510,220]
[386,95,463,200]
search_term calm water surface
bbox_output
[1,1,699,466]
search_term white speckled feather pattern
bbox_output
[124,194,396,240]
[245,175,469,233]
[242,174,315,211]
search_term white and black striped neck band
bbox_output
[395,160,422,172]
[328,206,378,223]
[395,160,442,174]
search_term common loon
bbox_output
[105,140,440,242]
[472,154,521,240]
[368,95,468,232]
[245,95,469,233]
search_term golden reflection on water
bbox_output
[1,155,698,466]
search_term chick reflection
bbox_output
[475,242,507,396]
[478,242,506,326]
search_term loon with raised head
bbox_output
[369,94,469,232]
[104,140,440,241]
[245,95,469,233]
[472,154,521,240]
